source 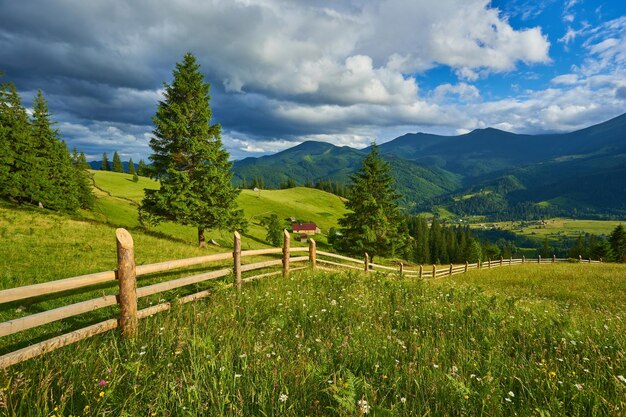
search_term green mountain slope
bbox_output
[232,141,461,209]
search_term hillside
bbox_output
[232,141,461,209]
[84,170,345,248]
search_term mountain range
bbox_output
[232,113,626,219]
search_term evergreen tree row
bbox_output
[100,151,149,176]
[405,216,483,264]
[239,175,348,197]
[0,82,93,211]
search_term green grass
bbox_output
[85,170,346,248]
[1,265,625,416]
[480,218,624,239]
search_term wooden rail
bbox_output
[0,230,603,369]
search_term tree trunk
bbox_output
[198,227,206,248]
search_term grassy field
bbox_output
[85,170,346,248]
[1,264,625,416]
[474,218,624,239]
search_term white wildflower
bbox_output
[358,399,371,414]
[279,393,288,403]
[508,391,515,397]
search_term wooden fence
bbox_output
[0,229,602,368]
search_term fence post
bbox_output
[465,261,468,273]
[309,239,317,270]
[364,253,369,273]
[488,258,491,268]
[282,229,290,278]
[399,262,404,277]
[538,255,541,264]
[477,260,481,269]
[500,256,503,266]
[579,255,582,263]
[552,254,556,263]
[116,228,137,338]
[449,264,453,276]
[419,264,423,279]
[509,257,512,266]
[600,258,603,263]
[588,257,591,263]
[522,256,525,264]
[432,264,436,278]
[233,231,242,290]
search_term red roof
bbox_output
[292,223,317,231]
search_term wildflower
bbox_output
[508,391,515,397]
[575,383,583,390]
[400,397,407,403]
[549,371,557,378]
[505,397,512,403]
[358,399,371,414]
[464,395,469,399]
[279,393,288,403]
[99,379,107,387]
[234,374,242,378]
[433,364,439,368]
[99,391,105,398]
[618,375,626,384]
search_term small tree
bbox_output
[101,153,110,171]
[112,151,123,173]
[608,224,626,262]
[263,214,283,247]
[336,143,403,262]
[137,159,148,176]
[140,53,246,246]
[127,158,136,175]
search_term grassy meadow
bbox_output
[0,265,625,416]
[474,218,624,239]
[84,170,346,248]
[1,172,625,416]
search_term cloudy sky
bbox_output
[1,0,625,161]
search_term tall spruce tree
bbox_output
[140,53,246,246]
[608,225,626,262]
[112,151,123,173]
[0,83,35,204]
[127,158,136,175]
[336,143,403,262]
[30,91,81,210]
[101,153,110,171]
[137,159,148,176]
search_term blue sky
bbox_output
[0,0,624,161]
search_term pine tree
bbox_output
[137,159,148,176]
[112,151,123,173]
[0,83,35,204]
[608,225,626,262]
[30,91,93,210]
[263,214,283,247]
[101,153,110,171]
[336,143,403,262]
[140,53,246,246]
[78,152,90,169]
[127,158,136,175]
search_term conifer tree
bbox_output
[137,159,148,176]
[127,158,136,175]
[140,53,246,246]
[336,143,403,262]
[101,153,110,171]
[0,83,35,204]
[263,214,283,247]
[112,151,123,173]
[608,225,626,262]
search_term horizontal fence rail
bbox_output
[0,229,604,369]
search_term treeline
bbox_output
[404,216,484,264]
[566,225,626,262]
[0,81,93,211]
[239,176,348,197]
[99,151,150,178]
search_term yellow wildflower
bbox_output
[549,371,557,377]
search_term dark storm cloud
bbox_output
[0,0,621,160]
